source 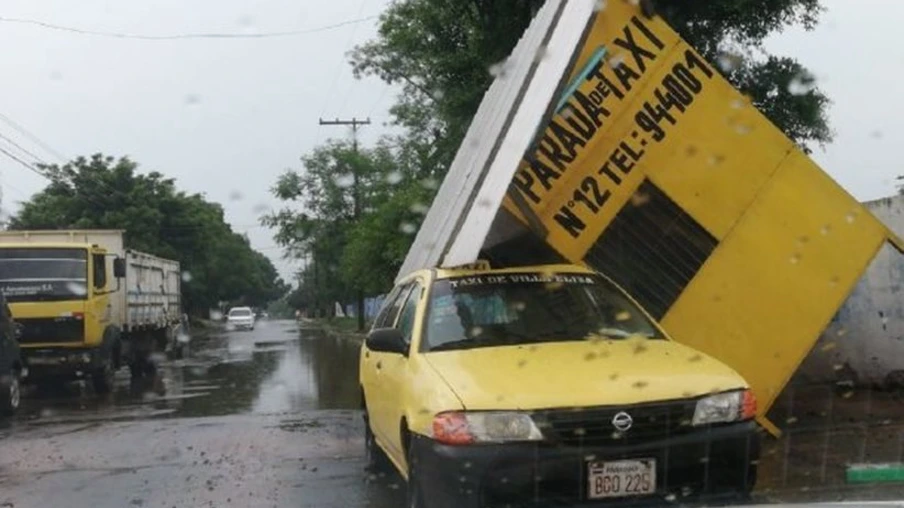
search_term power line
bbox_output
[0,14,379,41]
[0,112,67,162]
[0,144,51,181]
[0,131,47,166]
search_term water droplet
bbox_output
[399,222,417,235]
[837,328,847,337]
[688,354,702,363]
[821,224,832,236]
[477,198,493,208]
[716,51,743,72]
[510,301,526,312]
[630,193,650,206]
[665,494,677,502]
[181,271,193,283]
[49,70,63,81]
[229,190,243,201]
[184,94,201,106]
[470,326,484,338]
[615,311,631,321]
[584,352,598,361]
[252,203,269,214]
[593,0,607,12]
[237,15,254,28]
[609,373,619,381]
[842,391,854,399]
[333,173,354,189]
[786,416,798,424]
[210,310,223,321]
[488,59,509,78]
[573,428,586,436]
[829,276,840,287]
[66,281,87,296]
[409,202,429,215]
[632,380,648,389]
[432,89,445,100]
[39,408,56,418]
[544,281,564,291]
[730,98,744,109]
[790,253,801,264]
[608,53,626,68]
[821,342,836,352]
[385,171,403,185]
[633,342,648,355]
[517,359,527,368]
[421,178,438,190]
[708,154,725,166]
[845,212,856,224]
[533,45,549,62]
[734,123,752,135]
[870,130,883,139]
[787,72,817,95]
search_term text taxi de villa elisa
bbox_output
[510,15,713,239]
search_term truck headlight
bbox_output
[692,389,757,426]
[432,411,544,444]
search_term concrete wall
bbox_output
[798,195,904,387]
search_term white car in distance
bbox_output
[226,307,255,331]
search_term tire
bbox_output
[0,371,20,416]
[92,361,114,394]
[406,436,427,508]
[364,414,392,473]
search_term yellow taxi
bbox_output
[359,263,759,507]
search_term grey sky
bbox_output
[0,0,897,282]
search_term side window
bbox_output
[93,254,107,289]
[396,284,422,344]
[375,284,410,329]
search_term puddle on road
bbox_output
[11,320,362,426]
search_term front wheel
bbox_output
[0,371,20,416]
[406,436,426,508]
[92,362,114,394]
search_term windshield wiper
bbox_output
[429,339,481,352]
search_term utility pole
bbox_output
[318,117,371,332]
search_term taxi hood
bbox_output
[423,339,747,410]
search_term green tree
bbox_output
[10,154,287,314]
[351,0,831,173]
[263,140,410,327]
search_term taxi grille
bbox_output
[17,317,84,344]
[538,400,699,447]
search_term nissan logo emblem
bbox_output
[612,411,633,431]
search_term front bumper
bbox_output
[20,346,104,380]
[228,320,254,329]
[410,421,759,508]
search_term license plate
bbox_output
[587,459,656,499]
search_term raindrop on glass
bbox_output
[870,130,883,139]
[630,193,650,207]
[409,202,429,215]
[385,171,403,185]
[66,281,87,296]
[399,222,417,235]
[184,94,201,106]
[593,0,607,12]
[182,271,193,283]
[50,70,63,81]
[608,54,626,68]
[730,98,745,110]
[845,212,856,224]
[787,72,817,96]
[333,173,354,189]
[688,354,702,363]
[534,45,549,62]
[734,123,752,135]
[715,51,742,72]
[229,190,243,201]
[421,178,439,190]
[789,253,801,265]
[488,59,509,78]
[708,154,725,166]
[252,203,269,214]
[665,494,677,502]
[210,310,223,321]
[584,352,598,361]
[632,380,648,389]
[615,311,631,322]
[821,224,832,236]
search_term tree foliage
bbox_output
[10,154,288,314]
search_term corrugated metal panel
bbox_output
[124,249,181,330]
[396,0,596,281]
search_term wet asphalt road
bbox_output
[0,319,407,508]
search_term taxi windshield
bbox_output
[423,272,663,352]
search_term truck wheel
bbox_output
[0,370,20,416]
[92,362,114,394]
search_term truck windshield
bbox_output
[424,272,663,352]
[0,248,89,302]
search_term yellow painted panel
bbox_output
[661,150,888,413]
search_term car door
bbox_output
[362,283,410,446]
[379,279,426,463]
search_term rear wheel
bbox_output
[0,370,20,416]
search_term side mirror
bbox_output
[365,328,407,355]
[113,258,126,278]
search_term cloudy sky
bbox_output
[0,0,899,281]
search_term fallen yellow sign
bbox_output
[499,1,904,433]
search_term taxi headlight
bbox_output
[432,411,544,444]
[692,389,757,425]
